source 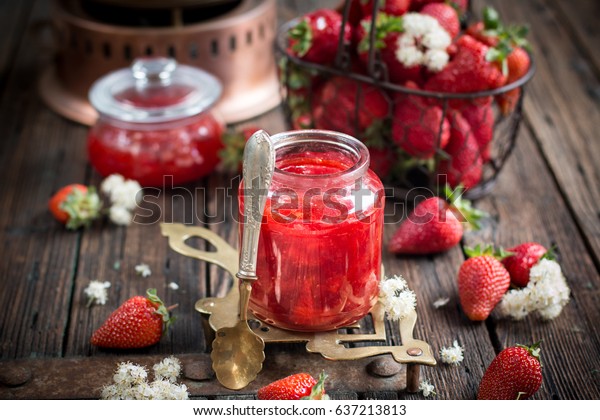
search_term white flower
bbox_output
[379,275,417,321]
[83,280,110,307]
[101,358,189,400]
[153,356,182,383]
[168,282,180,290]
[419,379,435,397]
[135,263,152,278]
[433,297,450,309]
[439,340,464,365]
[500,259,570,321]
[109,205,132,226]
[100,174,126,195]
[395,13,451,72]
[109,179,142,210]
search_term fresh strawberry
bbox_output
[437,110,483,190]
[287,9,351,65]
[501,242,548,288]
[359,0,411,17]
[460,101,494,162]
[257,372,328,400]
[313,76,390,138]
[478,342,543,400]
[391,82,450,158]
[497,46,530,114]
[219,126,261,173]
[48,184,102,230]
[355,13,423,85]
[458,244,511,321]
[90,288,174,349]
[389,185,486,254]
[411,0,469,15]
[424,34,506,105]
[420,2,460,39]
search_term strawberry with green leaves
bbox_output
[257,372,329,400]
[458,244,511,321]
[388,185,486,254]
[501,242,549,287]
[48,184,102,230]
[478,342,543,400]
[424,34,507,105]
[287,9,351,66]
[90,288,175,349]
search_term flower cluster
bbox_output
[84,280,111,307]
[135,263,152,278]
[396,13,451,72]
[100,174,142,226]
[419,379,435,397]
[439,340,464,366]
[100,357,189,400]
[499,259,570,321]
[379,275,417,321]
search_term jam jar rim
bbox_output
[269,129,370,188]
[88,58,222,124]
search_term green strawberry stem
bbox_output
[301,371,329,400]
[358,13,404,54]
[444,184,488,230]
[464,243,512,259]
[517,341,542,364]
[289,20,312,57]
[541,245,557,261]
[146,288,176,335]
[60,186,103,230]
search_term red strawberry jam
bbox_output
[87,57,224,187]
[240,130,385,331]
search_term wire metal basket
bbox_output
[275,0,535,200]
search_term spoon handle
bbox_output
[237,130,275,280]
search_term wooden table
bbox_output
[1,0,599,400]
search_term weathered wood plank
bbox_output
[464,123,600,399]
[478,0,600,266]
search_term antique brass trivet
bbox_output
[161,223,437,392]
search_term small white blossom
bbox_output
[109,205,133,226]
[433,297,450,309]
[83,280,110,307]
[135,263,152,278]
[500,259,570,321]
[101,358,189,400]
[153,356,182,383]
[379,275,417,321]
[419,379,436,397]
[439,340,464,366]
[110,179,142,210]
[100,174,126,195]
[395,13,451,72]
[168,282,180,290]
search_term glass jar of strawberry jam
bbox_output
[239,130,385,331]
[87,57,224,187]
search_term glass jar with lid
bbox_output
[239,130,385,332]
[87,57,224,187]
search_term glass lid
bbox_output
[89,57,222,123]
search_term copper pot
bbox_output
[39,0,280,125]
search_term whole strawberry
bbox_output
[460,101,494,162]
[389,186,486,255]
[391,82,450,159]
[437,110,483,190]
[313,76,389,138]
[501,242,548,287]
[91,288,174,349]
[48,184,102,230]
[358,0,411,18]
[287,9,351,65]
[458,245,511,321]
[496,46,530,114]
[257,372,328,400]
[420,2,460,39]
[478,343,543,400]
